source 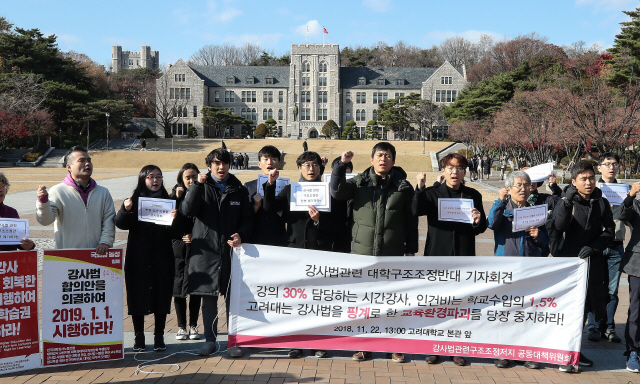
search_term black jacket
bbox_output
[528,183,562,207]
[244,179,288,246]
[170,185,195,298]
[619,195,640,277]
[180,173,253,296]
[413,182,487,256]
[116,196,177,316]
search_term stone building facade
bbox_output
[156,44,467,139]
[111,46,159,73]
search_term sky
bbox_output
[1,0,637,68]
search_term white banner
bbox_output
[438,198,474,224]
[524,163,554,183]
[512,204,548,232]
[138,197,175,225]
[257,174,290,197]
[323,173,357,184]
[290,182,331,212]
[598,183,629,206]
[229,245,587,366]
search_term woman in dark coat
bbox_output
[170,163,201,341]
[116,165,177,352]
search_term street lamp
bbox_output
[624,134,628,179]
[105,112,110,151]
[421,118,426,155]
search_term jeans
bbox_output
[200,294,230,342]
[626,275,640,354]
[587,244,623,333]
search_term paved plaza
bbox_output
[0,171,638,384]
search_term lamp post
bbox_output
[624,134,628,179]
[105,112,110,151]
[421,118,426,155]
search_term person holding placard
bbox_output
[330,142,418,364]
[180,148,253,357]
[0,173,35,251]
[36,146,115,255]
[487,171,548,370]
[618,181,640,372]
[585,153,627,344]
[116,165,178,353]
[170,163,202,343]
[551,161,615,372]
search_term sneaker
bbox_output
[153,335,166,351]
[627,351,640,373]
[227,346,243,358]
[315,350,328,358]
[605,330,622,343]
[578,353,593,367]
[352,351,372,361]
[587,330,600,342]
[288,349,302,358]
[176,328,188,340]
[388,353,405,363]
[523,361,540,369]
[133,332,145,352]
[494,359,509,368]
[558,364,577,373]
[198,341,217,356]
[189,327,200,340]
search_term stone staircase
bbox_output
[39,149,68,168]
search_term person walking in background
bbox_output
[140,139,147,151]
[499,155,508,181]
[302,139,308,152]
[115,165,178,352]
[171,163,202,342]
[244,153,249,169]
[468,156,476,181]
[482,155,492,180]
[237,154,244,170]
[476,155,482,179]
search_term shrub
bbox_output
[22,152,41,162]
[141,127,157,138]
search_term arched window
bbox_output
[263,109,268,120]
[372,109,377,121]
[268,109,273,119]
[346,110,351,121]
[241,108,246,119]
[252,108,257,121]
[356,110,361,121]
[173,108,178,117]
[303,61,310,72]
[230,108,234,113]
[278,109,283,120]
[319,61,327,72]
[183,107,188,117]
[361,110,366,121]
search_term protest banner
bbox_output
[512,204,548,232]
[257,174,290,197]
[290,182,331,212]
[598,183,629,206]
[323,173,357,184]
[0,251,39,374]
[229,245,587,366]
[438,198,474,224]
[0,219,29,245]
[42,249,124,366]
[137,197,175,225]
[524,163,554,183]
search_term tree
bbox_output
[377,93,419,140]
[254,123,267,138]
[264,118,278,137]
[607,6,640,89]
[187,125,198,138]
[364,120,379,140]
[407,98,442,141]
[0,111,27,146]
[88,99,135,139]
[0,74,46,115]
[109,67,160,117]
[155,74,190,137]
[23,109,55,150]
[321,119,340,138]
[341,120,359,140]
[201,106,244,138]
[241,119,254,138]
[0,16,12,33]
[188,42,266,66]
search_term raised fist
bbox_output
[37,185,48,199]
[341,151,354,164]
[198,173,208,183]
[268,168,280,184]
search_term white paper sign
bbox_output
[290,182,331,212]
[323,173,358,184]
[438,198,474,224]
[0,219,29,245]
[137,197,176,225]
[229,245,588,366]
[512,204,548,232]
[256,174,290,197]
[598,183,629,206]
[524,163,554,183]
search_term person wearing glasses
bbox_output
[0,173,35,251]
[116,165,178,353]
[36,146,115,255]
[586,153,626,344]
[413,152,486,367]
[487,171,549,369]
[263,151,342,359]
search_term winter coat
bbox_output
[170,185,195,298]
[528,183,562,208]
[115,194,176,316]
[482,158,492,174]
[488,198,549,257]
[413,182,487,256]
[618,195,640,277]
[468,158,476,172]
[330,162,418,256]
[244,179,288,246]
[179,173,253,296]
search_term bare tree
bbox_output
[437,36,478,67]
[0,74,46,115]
[155,74,189,137]
[188,42,269,66]
[407,99,442,141]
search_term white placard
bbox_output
[323,173,358,184]
[524,163,554,183]
[137,197,176,225]
[438,198,474,224]
[290,182,331,212]
[256,174,290,197]
[512,204,548,232]
[229,244,588,366]
[598,183,629,206]
[0,219,29,245]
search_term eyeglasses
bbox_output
[600,162,619,168]
[146,175,163,181]
[512,183,531,190]
[445,166,465,173]
[0,185,7,191]
[300,163,320,170]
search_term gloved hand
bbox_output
[578,246,595,259]
[563,185,579,204]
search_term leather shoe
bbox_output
[605,330,622,343]
[227,346,243,358]
[352,351,372,361]
[288,349,302,358]
[451,356,466,366]
[388,353,405,363]
[587,330,600,342]
[425,355,439,364]
[523,361,540,369]
[494,359,509,368]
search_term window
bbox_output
[435,90,457,103]
[186,88,190,100]
[382,92,388,102]
[251,108,257,121]
[302,77,310,86]
[373,92,378,104]
[263,109,268,120]
[183,107,188,117]
[224,90,234,102]
[396,79,404,86]
[178,108,183,117]
[172,107,177,117]
[278,126,283,136]
[241,108,246,119]
[346,92,351,103]
[279,91,283,103]
[300,108,310,121]
[356,92,361,104]
[377,79,385,86]
[265,77,273,84]
[303,61,310,72]
[170,89,174,99]
[268,109,273,119]
[346,110,351,121]
[175,74,185,82]
[215,90,220,102]
[136,60,139,66]
[441,76,452,84]
[241,91,246,102]
[193,106,198,117]
[319,77,327,87]
[356,110,360,121]
[301,91,310,103]
[268,91,273,102]
[251,91,256,102]
[318,109,327,120]
[180,88,185,99]
[395,92,404,100]
[129,59,133,66]
[319,62,327,72]
[278,109,283,120]
[372,110,377,120]
[263,91,268,103]
[356,92,366,103]
[246,77,254,84]
[358,77,366,86]
[361,110,366,121]
[172,123,190,136]
[318,91,327,103]
[226,77,235,84]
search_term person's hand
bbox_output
[416,172,426,189]
[37,185,48,200]
[182,234,191,244]
[176,186,185,198]
[268,168,280,184]
[308,205,320,222]
[498,188,509,201]
[470,208,481,224]
[321,156,329,166]
[198,173,208,184]
[253,193,262,211]
[95,244,109,256]
[20,238,34,250]
[227,233,241,247]
[341,151,354,163]
[564,185,579,203]
[630,181,640,197]
[436,174,445,184]
[525,226,539,238]
[548,174,557,186]
[578,246,595,259]
[170,208,177,219]
[124,197,133,212]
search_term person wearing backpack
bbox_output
[550,161,615,373]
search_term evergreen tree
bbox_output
[607,7,640,89]
[321,119,340,138]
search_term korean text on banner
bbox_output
[257,174,290,197]
[524,163,554,183]
[598,183,629,206]
[0,219,29,245]
[42,249,124,366]
[0,251,39,374]
[138,197,175,225]
[438,198,474,224]
[229,245,587,366]
[512,204,548,232]
[290,182,331,212]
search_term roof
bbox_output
[340,67,462,89]
[189,66,290,88]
